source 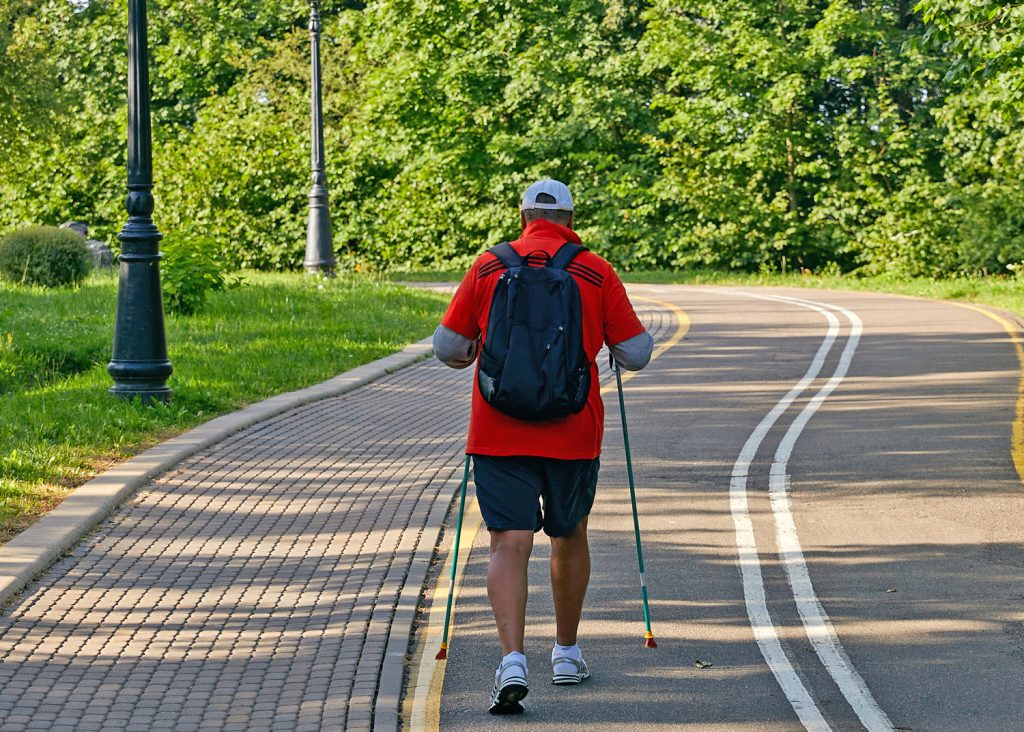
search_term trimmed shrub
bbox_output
[0,226,92,287]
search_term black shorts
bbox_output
[471,454,600,538]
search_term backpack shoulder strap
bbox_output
[488,242,524,269]
[551,242,587,271]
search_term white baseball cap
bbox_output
[521,179,574,211]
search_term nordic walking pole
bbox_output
[436,455,471,660]
[612,357,658,648]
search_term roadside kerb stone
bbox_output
[0,337,433,610]
[370,466,462,732]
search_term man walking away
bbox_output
[433,179,654,714]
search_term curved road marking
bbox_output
[719,291,840,732]
[405,295,689,732]
[765,295,894,732]
[717,290,893,731]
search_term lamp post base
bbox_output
[304,184,335,275]
[108,358,173,404]
[108,383,173,404]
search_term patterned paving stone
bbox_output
[0,304,670,731]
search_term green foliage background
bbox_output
[1,0,1022,276]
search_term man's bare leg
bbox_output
[487,529,534,654]
[550,516,590,646]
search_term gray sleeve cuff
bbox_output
[609,331,654,371]
[433,325,478,369]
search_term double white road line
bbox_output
[718,291,894,732]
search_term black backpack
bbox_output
[477,241,591,421]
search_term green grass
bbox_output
[0,270,449,542]
[613,269,1024,316]
[387,271,464,283]
[387,268,1024,318]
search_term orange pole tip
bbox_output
[435,643,448,660]
[644,632,657,648]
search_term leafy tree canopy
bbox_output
[1,0,1022,276]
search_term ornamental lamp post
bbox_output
[108,0,172,402]
[304,0,336,275]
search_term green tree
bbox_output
[0,0,61,153]
[2,0,1012,277]
[639,0,946,273]
[324,0,659,271]
[0,1,125,235]
[915,1,1024,274]
[0,1,334,248]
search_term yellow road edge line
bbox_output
[407,496,483,732]
[599,295,691,395]
[409,295,689,731]
[947,302,1024,485]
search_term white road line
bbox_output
[712,288,894,732]
[766,295,895,732]
[721,291,839,732]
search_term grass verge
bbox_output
[0,271,448,543]
[388,269,1024,319]
[621,270,1024,317]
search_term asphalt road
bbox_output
[429,285,1024,732]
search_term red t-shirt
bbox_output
[441,218,646,459]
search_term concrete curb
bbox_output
[373,465,464,732]
[0,336,435,610]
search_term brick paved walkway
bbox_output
[0,361,474,732]
[0,301,672,732]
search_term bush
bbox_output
[161,232,241,315]
[0,226,92,287]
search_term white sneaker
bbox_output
[488,654,529,715]
[551,646,590,685]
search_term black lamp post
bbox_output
[108,0,172,402]
[304,0,336,275]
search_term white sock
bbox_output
[552,643,581,660]
[503,651,527,668]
